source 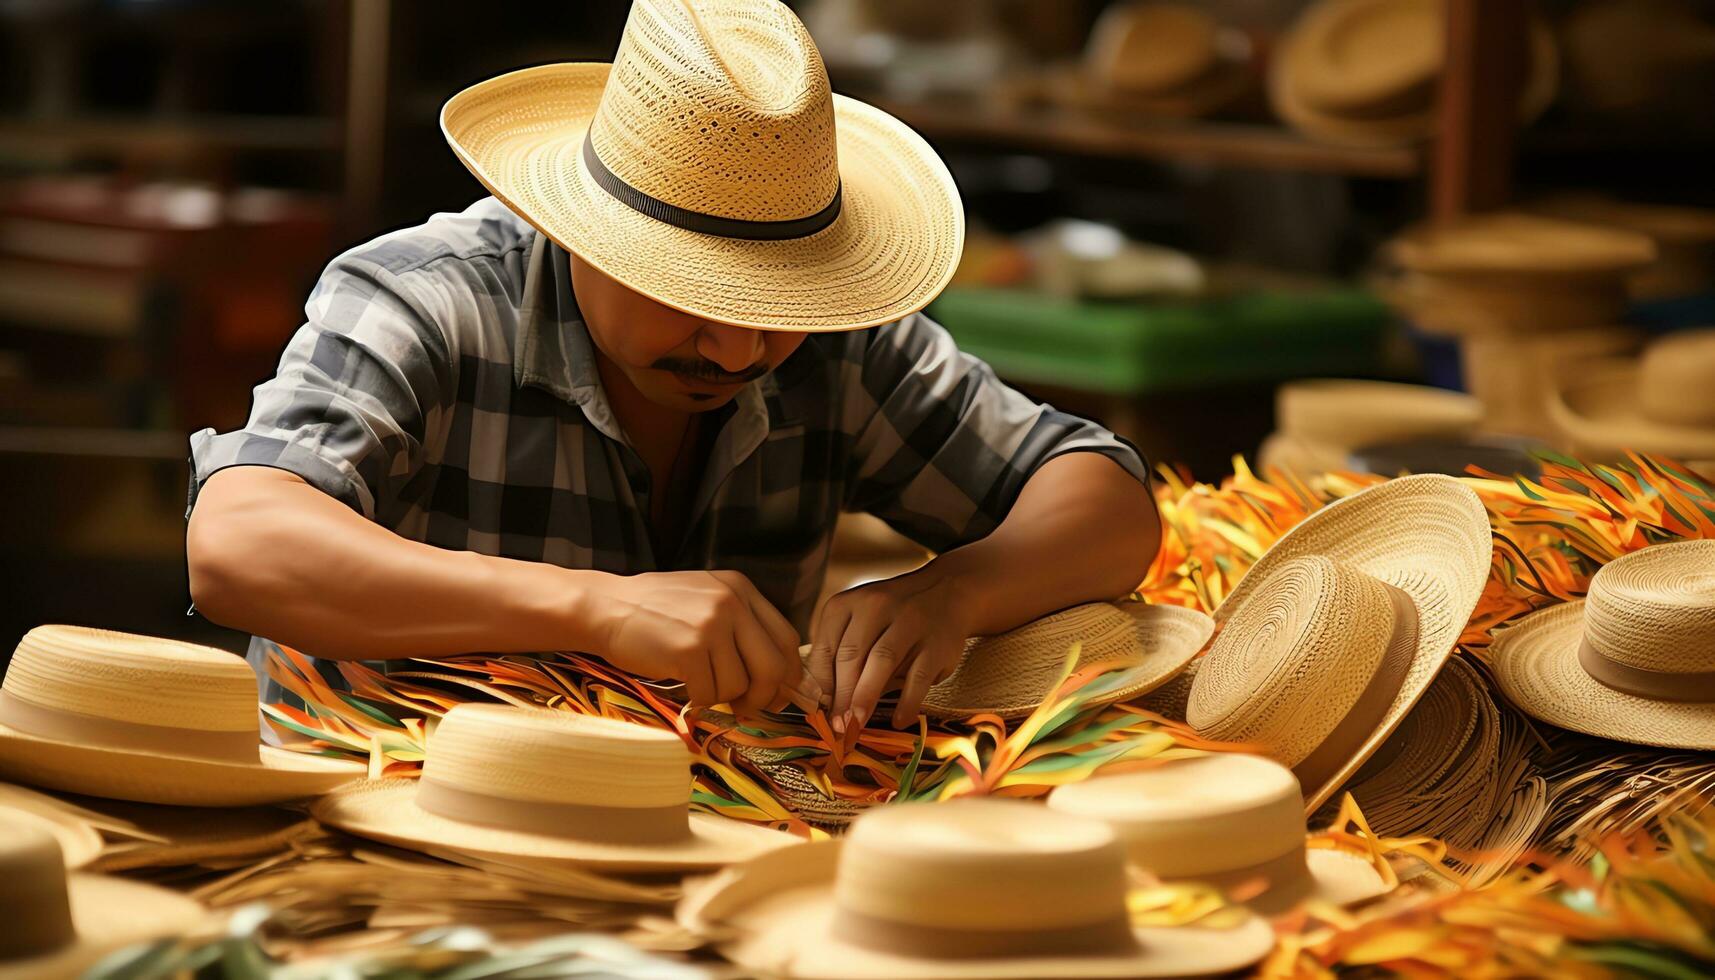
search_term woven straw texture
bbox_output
[439,0,963,331]
[1277,379,1482,449]
[921,601,1213,721]
[1492,541,1715,750]
[680,799,1277,979]
[1135,655,1199,721]
[1206,474,1492,811]
[1551,332,1715,459]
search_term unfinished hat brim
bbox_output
[0,873,206,980]
[920,602,1214,721]
[0,726,364,807]
[1491,601,1715,750]
[679,840,1277,979]
[441,63,963,332]
[312,779,798,872]
[1211,474,1492,811]
[1549,363,1715,460]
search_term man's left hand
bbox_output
[807,567,978,733]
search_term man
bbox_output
[185,0,1160,734]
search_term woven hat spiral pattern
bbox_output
[1492,539,1715,750]
[439,0,963,331]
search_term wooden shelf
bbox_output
[0,115,342,155]
[876,99,1424,179]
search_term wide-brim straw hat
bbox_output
[1549,331,1715,461]
[1492,540,1715,751]
[1048,753,1391,916]
[1188,475,1492,812]
[920,601,1214,721]
[0,785,102,870]
[1277,380,1483,450]
[439,0,963,332]
[0,820,206,980]
[314,704,796,871]
[0,627,364,807]
[678,798,1276,979]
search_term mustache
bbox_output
[651,356,769,384]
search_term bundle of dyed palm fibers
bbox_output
[1536,731,1715,865]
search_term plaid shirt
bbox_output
[188,196,1149,705]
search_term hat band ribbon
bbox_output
[0,690,257,763]
[415,776,691,844]
[1577,639,1715,702]
[582,135,842,241]
[834,908,1138,959]
[1292,583,1420,792]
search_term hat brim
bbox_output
[77,797,314,873]
[0,873,206,980]
[312,779,798,872]
[441,63,963,333]
[1211,474,1493,812]
[0,783,104,869]
[920,604,1214,721]
[679,840,1277,979]
[0,725,365,807]
[1284,848,1391,913]
[1491,601,1715,750]
[1549,362,1715,461]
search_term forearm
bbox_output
[922,452,1160,636]
[186,467,605,661]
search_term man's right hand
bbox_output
[590,570,816,714]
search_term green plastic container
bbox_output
[927,286,1391,395]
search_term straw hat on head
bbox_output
[0,627,364,807]
[439,0,962,332]
[1549,330,1715,462]
[678,797,1276,978]
[313,704,796,871]
[1187,475,1492,811]
[0,818,205,980]
[1048,753,1391,916]
[919,600,1214,721]
[1492,540,1715,750]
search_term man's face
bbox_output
[570,253,807,412]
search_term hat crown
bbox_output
[1585,540,1715,673]
[587,0,840,225]
[0,820,77,960]
[1048,754,1307,878]
[3,626,256,735]
[1637,330,1715,427]
[1189,555,1402,766]
[833,799,1130,935]
[423,704,692,809]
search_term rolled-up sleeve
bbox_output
[843,311,1149,551]
[187,257,454,521]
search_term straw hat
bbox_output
[0,819,205,980]
[1048,753,1391,915]
[1058,2,1254,119]
[313,704,797,871]
[920,600,1214,721]
[0,785,101,870]
[1549,330,1715,462]
[1491,540,1715,750]
[1393,212,1657,279]
[1259,380,1484,475]
[1527,194,1715,300]
[1187,475,1492,811]
[0,627,364,807]
[439,0,962,332]
[678,798,1276,978]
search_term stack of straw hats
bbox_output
[1528,194,1715,301]
[1547,329,1715,478]
[679,797,1278,978]
[1047,2,1255,119]
[1270,0,1557,147]
[1258,379,1483,476]
[1384,212,1656,439]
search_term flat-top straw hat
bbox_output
[1492,540,1715,750]
[678,797,1276,978]
[314,704,797,870]
[0,785,102,870]
[1392,212,1656,279]
[1059,2,1253,118]
[1048,753,1390,915]
[440,0,963,331]
[1550,330,1715,462]
[1187,475,1491,811]
[0,627,364,807]
[920,600,1214,721]
[0,818,205,980]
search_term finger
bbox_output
[831,612,888,733]
[680,649,718,708]
[893,643,954,729]
[731,615,786,712]
[848,627,915,733]
[807,603,849,710]
[723,572,820,706]
[709,637,749,707]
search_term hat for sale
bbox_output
[1549,330,1715,462]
